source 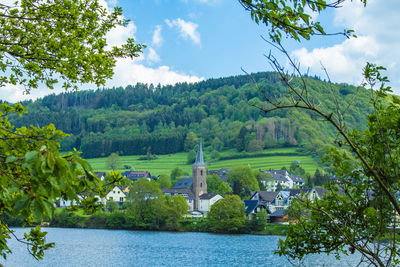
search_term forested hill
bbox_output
[10,72,372,158]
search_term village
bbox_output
[57,142,329,226]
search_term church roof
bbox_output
[172,178,192,189]
[193,141,206,167]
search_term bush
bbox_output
[105,212,126,229]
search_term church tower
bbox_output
[192,141,207,210]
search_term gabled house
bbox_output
[100,185,127,205]
[264,170,305,190]
[199,193,223,213]
[243,200,267,216]
[265,170,292,190]
[250,191,278,208]
[269,191,290,213]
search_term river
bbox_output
[1,228,363,266]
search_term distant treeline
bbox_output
[9,71,372,158]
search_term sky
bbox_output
[2,0,400,102]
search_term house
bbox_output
[198,193,223,213]
[270,191,290,213]
[100,185,127,205]
[291,175,305,187]
[122,171,151,181]
[265,170,292,190]
[250,191,278,207]
[251,189,311,214]
[243,200,267,216]
[264,170,304,190]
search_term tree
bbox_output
[186,149,196,164]
[162,195,189,231]
[0,0,143,260]
[157,174,171,189]
[126,178,163,229]
[184,131,198,151]
[207,195,246,233]
[241,1,400,265]
[207,174,223,193]
[170,167,185,183]
[228,166,260,198]
[216,182,233,195]
[0,0,143,92]
[247,209,268,232]
[106,199,119,213]
[289,161,306,177]
[105,153,122,171]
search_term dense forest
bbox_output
[9,72,372,159]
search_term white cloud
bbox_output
[105,58,203,88]
[147,47,161,64]
[291,36,380,85]
[165,18,201,46]
[152,25,163,47]
[290,0,400,93]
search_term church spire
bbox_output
[193,141,205,166]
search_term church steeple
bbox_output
[192,141,207,210]
[193,141,205,167]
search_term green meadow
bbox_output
[86,147,320,176]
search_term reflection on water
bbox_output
[1,228,363,267]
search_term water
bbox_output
[1,228,363,267]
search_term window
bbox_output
[200,182,203,188]
[113,190,115,194]
[120,197,124,201]
[200,170,203,176]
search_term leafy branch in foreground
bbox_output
[0,0,145,92]
[239,0,364,42]
[0,0,143,260]
[246,41,400,267]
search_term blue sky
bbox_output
[2,0,400,102]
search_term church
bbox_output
[162,142,223,212]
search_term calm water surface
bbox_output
[1,228,363,267]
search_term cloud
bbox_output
[290,0,400,92]
[291,36,380,85]
[165,18,201,46]
[147,48,161,64]
[106,58,203,88]
[152,25,163,47]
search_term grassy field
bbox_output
[86,147,320,176]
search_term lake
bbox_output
[1,228,363,266]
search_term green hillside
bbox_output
[87,147,320,176]
[10,71,373,162]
